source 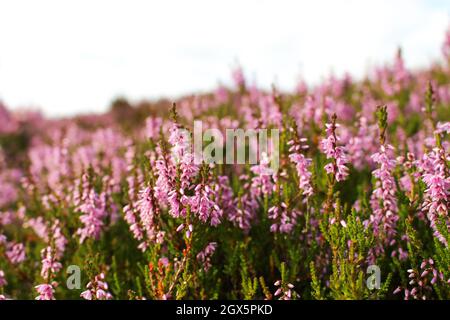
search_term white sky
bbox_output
[0,0,449,117]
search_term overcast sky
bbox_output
[0,0,449,117]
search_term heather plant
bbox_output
[0,30,449,301]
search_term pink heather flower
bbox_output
[154,147,175,204]
[0,270,7,288]
[155,257,168,268]
[0,210,16,226]
[399,174,413,193]
[123,161,156,251]
[126,170,144,200]
[368,144,398,259]
[273,280,297,300]
[227,175,258,231]
[288,137,313,200]
[215,85,229,104]
[81,273,112,300]
[229,193,257,231]
[144,116,163,140]
[124,204,144,240]
[185,224,193,239]
[168,124,190,165]
[210,174,240,227]
[161,123,199,219]
[80,289,93,300]
[136,186,164,245]
[25,218,67,259]
[0,163,20,208]
[196,242,217,272]
[179,153,199,191]
[347,116,378,170]
[28,143,71,199]
[214,175,237,217]
[24,216,48,241]
[420,148,449,245]
[301,95,323,127]
[40,246,62,279]
[0,234,6,245]
[6,242,26,264]
[101,175,120,223]
[76,189,107,244]
[258,94,282,127]
[435,121,450,135]
[168,123,199,191]
[35,283,55,300]
[321,121,349,182]
[335,101,355,122]
[51,219,68,258]
[167,188,183,219]
[395,259,443,300]
[124,142,136,172]
[73,173,90,207]
[190,183,222,226]
[240,101,259,129]
[268,202,299,234]
[250,152,275,197]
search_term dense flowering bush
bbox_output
[0,31,449,300]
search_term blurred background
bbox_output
[0,0,449,117]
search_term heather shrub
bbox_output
[0,31,449,301]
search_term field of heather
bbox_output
[0,31,449,301]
